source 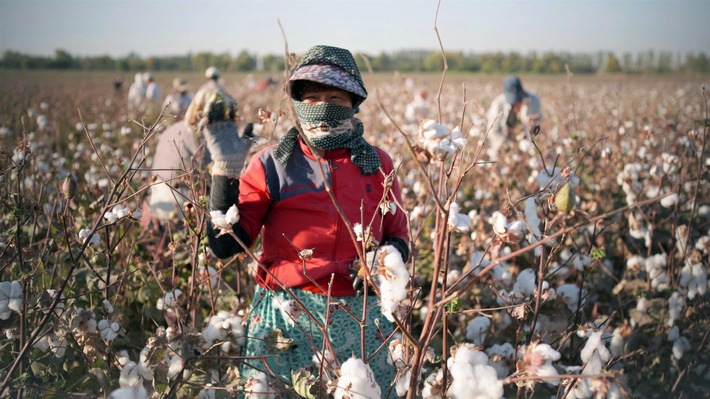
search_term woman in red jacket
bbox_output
[204,45,410,397]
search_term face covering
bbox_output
[274,101,382,174]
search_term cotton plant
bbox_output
[156,289,184,311]
[201,310,245,354]
[104,203,140,224]
[679,259,708,300]
[447,202,472,233]
[78,228,100,247]
[271,296,304,327]
[0,280,23,320]
[107,386,147,399]
[470,251,513,286]
[387,339,412,397]
[616,162,645,206]
[116,349,154,389]
[667,291,685,327]
[333,357,381,399]
[465,316,491,346]
[210,204,239,235]
[418,119,467,161]
[517,342,562,388]
[421,368,445,399]
[644,253,670,291]
[376,245,410,322]
[446,343,503,399]
[485,342,516,379]
[563,326,613,399]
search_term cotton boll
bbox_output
[377,245,410,322]
[465,316,491,346]
[108,386,147,399]
[610,327,625,357]
[333,357,381,399]
[421,368,445,399]
[580,331,611,364]
[447,344,503,399]
[672,336,691,360]
[661,193,679,208]
[556,284,581,312]
[668,291,685,327]
[512,268,536,298]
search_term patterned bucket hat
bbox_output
[289,45,368,107]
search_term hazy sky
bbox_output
[1,0,709,57]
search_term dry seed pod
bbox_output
[61,174,78,199]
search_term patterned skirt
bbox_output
[240,285,397,398]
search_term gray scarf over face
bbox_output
[274,45,381,175]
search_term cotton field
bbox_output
[0,69,708,398]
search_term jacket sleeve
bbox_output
[206,152,272,259]
[206,175,251,258]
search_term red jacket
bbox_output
[233,138,410,296]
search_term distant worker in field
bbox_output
[144,72,161,113]
[486,75,542,138]
[405,89,430,123]
[127,72,147,117]
[485,75,543,158]
[162,78,193,118]
[185,66,232,131]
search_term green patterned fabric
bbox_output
[274,101,382,175]
[240,286,397,398]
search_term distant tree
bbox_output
[604,53,622,73]
[50,49,76,69]
[234,50,256,71]
[262,54,285,73]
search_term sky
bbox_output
[1,0,709,58]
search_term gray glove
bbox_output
[201,92,253,178]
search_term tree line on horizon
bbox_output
[1,48,708,74]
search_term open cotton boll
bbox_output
[672,336,691,360]
[465,316,491,346]
[272,297,303,327]
[580,330,611,365]
[447,344,503,399]
[668,291,685,327]
[512,268,537,298]
[556,284,581,312]
[0,281,23,319]
[333,357,381,399]
[377,245,409,322]
[244,372,275,399]
[448,202,472,232]
[157,289,183,310]
[661,193,679,208]
[420,120,449,139]
[108,386,147,399]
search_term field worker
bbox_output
[485,75,543,157]
[144,72,161,111]
[405,89,431,123]
[139,117,211,231]
[203,45,409,396]
[127,72,147,116]
[162,78,193,118]
[184,66,231,131]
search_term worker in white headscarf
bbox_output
[144,72,161,113]
[127,72,147,116]
[162,78,193,118]
[184,66,232,131]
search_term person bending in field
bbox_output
[202,45,410,397]
[485,75,543,159]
